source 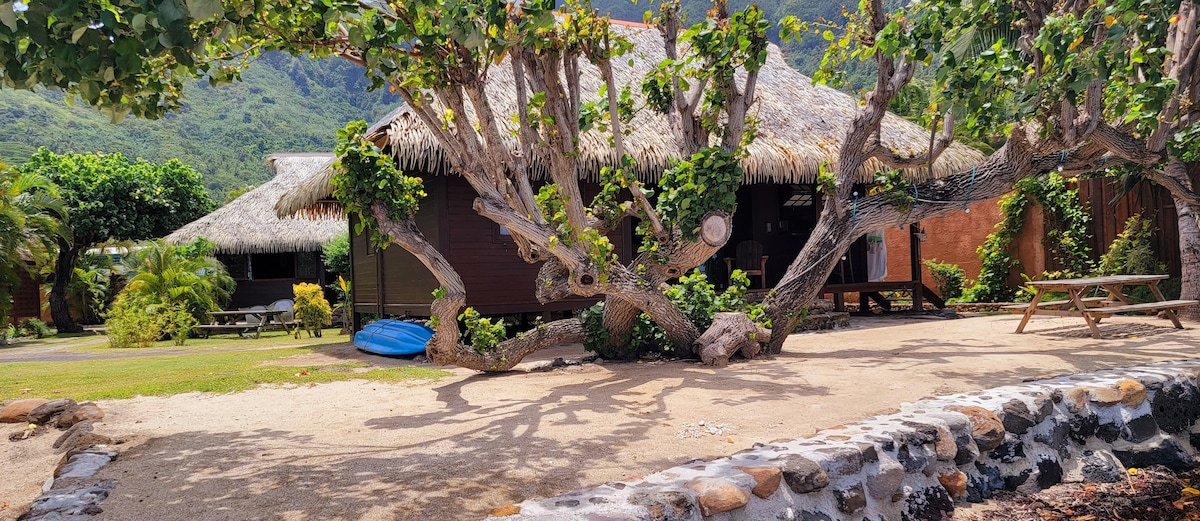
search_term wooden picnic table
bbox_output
[197,309,294,339]
[1009,274,1198,339]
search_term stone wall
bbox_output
[488,360,1200,520]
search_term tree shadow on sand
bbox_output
[92,360,830,521]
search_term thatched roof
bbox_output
[277,21,983,218]
[168,154,346,254]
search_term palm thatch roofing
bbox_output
[168,154,345,254]
[276,21,984,218]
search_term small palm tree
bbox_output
[118,239,234,323]
[0,165,67,328]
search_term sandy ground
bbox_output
[4,313,1200,520]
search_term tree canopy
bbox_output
[15,148,214,332]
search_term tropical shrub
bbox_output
[17,318,50,338]
[118,239,234,325]
[1097,214,1165,276]
[0,164,66,328]
[322,234,351,278]
[105,293,162,348]
[582,270,770,360]
[162,304,198,346]
[923,259,965,301]
[293,282,332,338]
[105,238,234,346]
[67,252,117,325]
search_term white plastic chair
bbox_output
[245,305,267,325]
[269,299,295,324]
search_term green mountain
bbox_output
[0,52,398,197]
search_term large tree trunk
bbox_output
[763,133,1061,352]
[49,242,82,333]
[598,212,733,357]
[1171,161,1200,320]
[694,312,771,367]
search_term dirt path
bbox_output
[4,313,1200,520]
[0,333,331,363]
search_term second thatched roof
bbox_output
[168,154,345,254]
[277,21,984,218]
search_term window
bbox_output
[220,254,249,280]
[249,253,296,279]
[784,185,814,207]
[295,251,317,278]
[494,224,514,243]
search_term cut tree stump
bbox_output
[694,312,771,367]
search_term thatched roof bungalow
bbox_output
[169,153,345,308]
[277,22,981,218]
[276,21,985,320]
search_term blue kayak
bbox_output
[354,319,434,356]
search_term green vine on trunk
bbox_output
[871,169,914,213]
[458,307,507,355]
[1097,213,1165,276]
[640,147,743,259]
[966,173,1092,302]
[536,184,573,247]
[332,120,427,249]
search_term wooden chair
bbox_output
[724,240,769,288]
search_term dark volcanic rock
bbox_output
[901,486,954,521]
[27,399,77,425]
[1113,438,1195,471]
[1121,414,1159,443]
[1035,457,1064,489]
[1151,381,1199,434]
[1000,399,1037,435]
[782,455,830,494]
[986,436,1025,463]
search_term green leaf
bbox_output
[158,0,187,24]
[0,3,16,31]
[71,25,88,43]
[185,0,224,21]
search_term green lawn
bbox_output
[0,346,449,401]
[63,328,348,353]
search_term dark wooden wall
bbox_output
[8,269,40,324]
[350,175,627,317]
[220,251,325,309]
[384,173,447,316]
[1077,177,1181,276]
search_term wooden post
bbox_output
[376,243,385,319]
[910,222,924,312]
[347,218,362,333]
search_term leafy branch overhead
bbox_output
[332,121,425,250]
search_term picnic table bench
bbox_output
[1009,274,1198,339]
[197,309,294,339]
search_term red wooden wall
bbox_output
[1077,177,1181,277]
